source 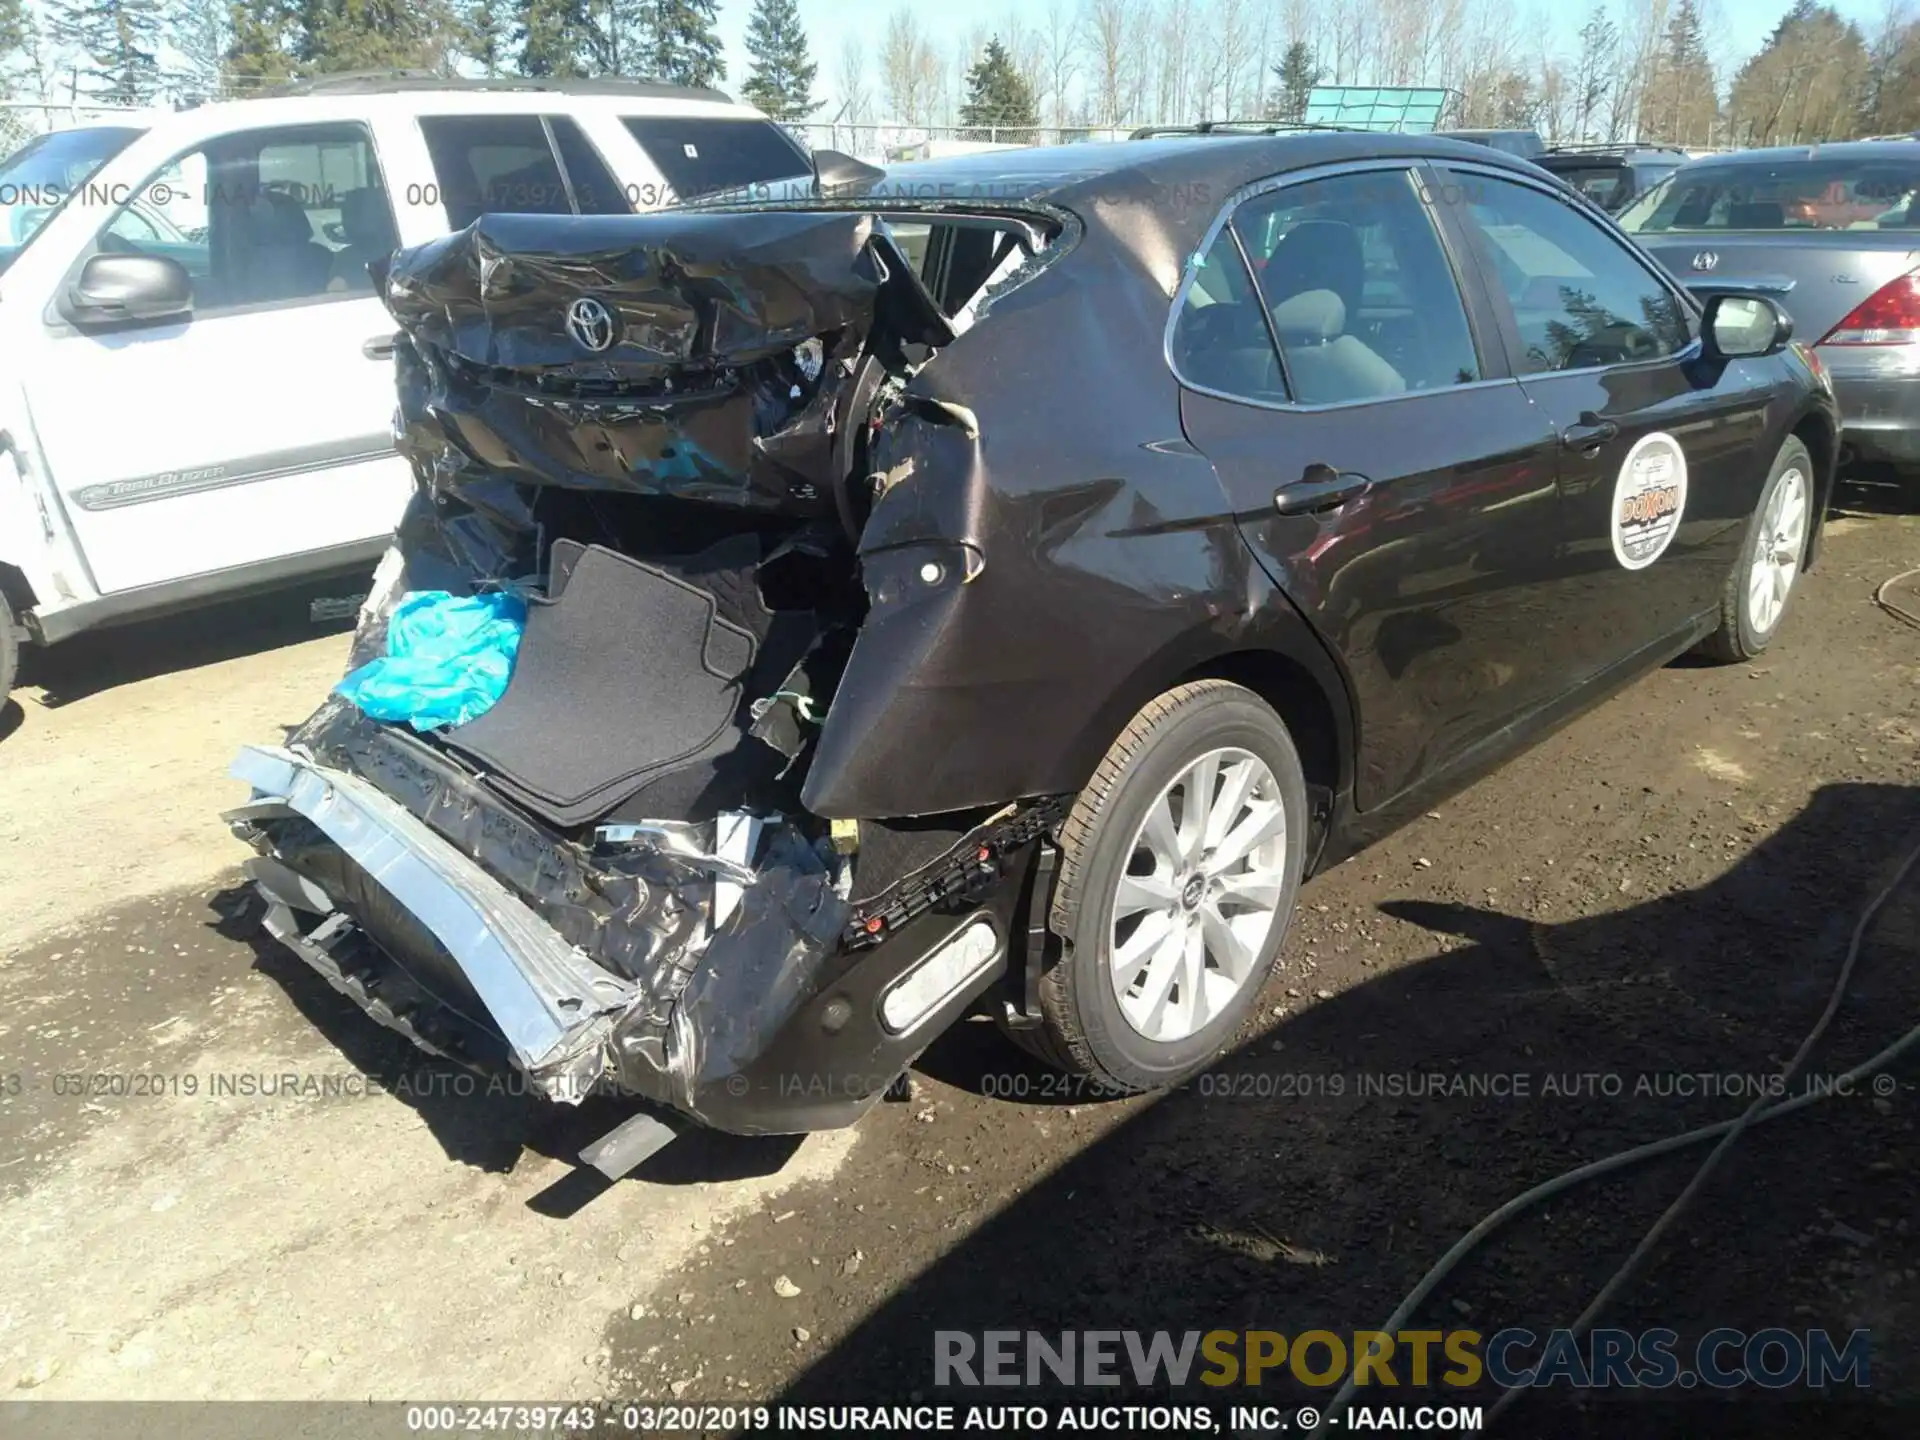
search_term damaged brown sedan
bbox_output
[229,136,1839,1171]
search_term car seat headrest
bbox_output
[1268,288,1345,343]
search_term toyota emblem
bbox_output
[565,297,615,352]
[1691,251,1720,272]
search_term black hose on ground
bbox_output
[1315,826,1920,1433]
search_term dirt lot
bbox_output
[2,494,1918,1430]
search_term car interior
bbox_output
[1173,177,1482,405]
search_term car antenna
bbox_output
[813,149,884,196]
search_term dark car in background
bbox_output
[1620,140,1920,477]
[1537,143,1688,213]
[227,134,1837,1173]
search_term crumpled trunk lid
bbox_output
[384,209,951,515]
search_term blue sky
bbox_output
[713,0,1895,114]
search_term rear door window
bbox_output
[548,117,630,215]
[419,115,572,227]
[1229,168,1483,404]
[620,116,811,203]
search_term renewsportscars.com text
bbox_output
[934,1326,1870,1391]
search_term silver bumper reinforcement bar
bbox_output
[229,744,636,1102]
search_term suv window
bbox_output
[620,116,811,202]
[1457,172,1691,372]
[420,115,573,227]
[1172,168,1481,406]
[94,122,394,312]
[548,116,630,215]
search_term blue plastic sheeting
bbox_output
[335,590,527,732]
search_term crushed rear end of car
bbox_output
[227,201,1077,1145]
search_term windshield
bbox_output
[1619,156,1920,233]
[0,125,146,274]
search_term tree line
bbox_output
[2,0,1917,149]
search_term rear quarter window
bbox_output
[621,116,811,202]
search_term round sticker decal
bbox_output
[1611,431,1689,571]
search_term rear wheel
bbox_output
[1012,680,1307,1092]
[1697,436,1813,663]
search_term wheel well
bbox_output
[1793,409,1837,512]
[0,562,32,622]
[1177,649,1345,806]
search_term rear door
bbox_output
[20,120,410,594]
[1440,163,1775,666]
[1174,163,1566,809]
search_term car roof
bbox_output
[1684,139,1920,165]
[31,83,767,150]
[869,131,1541,209]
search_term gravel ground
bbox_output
[0,493,1916,1433]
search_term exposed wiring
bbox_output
[1875,565,1920,631]
[1317,829,1920,1435]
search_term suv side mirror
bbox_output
[62,253,193,328]
[1701,292,1792,360]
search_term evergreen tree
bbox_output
[224,0,299,85]
[464,0,506,74]
[1266,39,1318,123]
[50,0,166,104]
[1,0,28,68]
[298,0,448,72]
[740,0,815,119]
[958,36,1037,139]
[515,0,589,76]
[641,0,722,88]
[168,0,228,99]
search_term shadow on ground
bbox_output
[781,781,1920,1436]
[16,572,368,708]
[1834,465,1919,519]
[211,885,805,1201]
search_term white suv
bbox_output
[0,76,813,697]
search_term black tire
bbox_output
[1697,436,1815,663]
[1009,680,1308,1092]
[0,596,17,702]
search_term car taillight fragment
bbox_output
[1818,271,1920,346]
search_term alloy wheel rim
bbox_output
[1748,467,1807,636]
[1107,747,1288,1043]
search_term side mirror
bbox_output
[62,253,193,327]
[1701,292,1792,360]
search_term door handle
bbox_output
[362,332,398,361]
[1274,463,1372,516]
[1562,415,1619,452]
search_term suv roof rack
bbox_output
[243,69,733,105]
[1545,141,1687,156]
[1129,119,1367,139]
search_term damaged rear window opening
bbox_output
[229,192,1078,1150]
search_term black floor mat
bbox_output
[443,542,758,829]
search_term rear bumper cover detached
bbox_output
[228,738,1040,1134]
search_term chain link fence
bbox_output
[0,99,157,155]
[787,122,1142,164]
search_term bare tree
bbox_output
[1081,0,1151,126]
[881,8,938,124]
[835,34,872,125]
[1001,11,1053,125]
[1042,0,1080,127]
